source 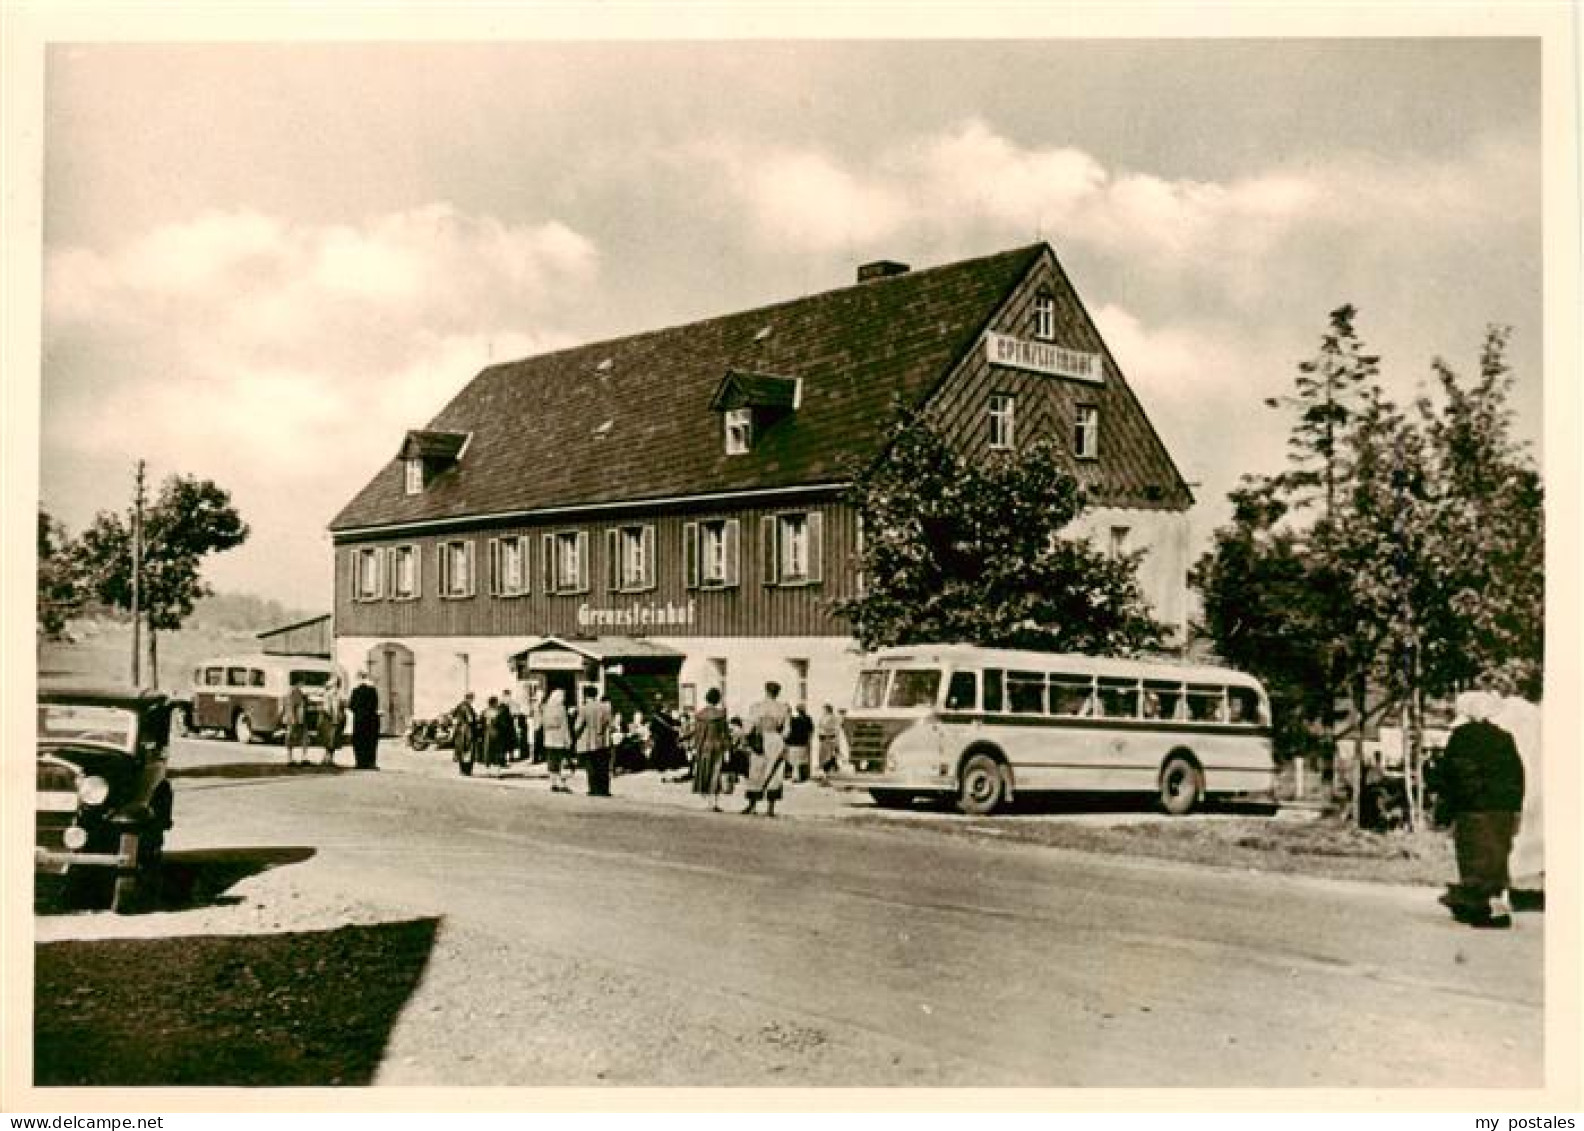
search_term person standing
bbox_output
[785,703,815,783]
[348,671,381,771]
[743,681,791,817]
[482,695,512,776]
[452,691,478,777]
[816,703,842,780]
[574,685,614,797]
[541,688,574,793]
[282,682,309,767]
[318,678,345,767]
[690,688,730,810]
[1437,690,1526,929]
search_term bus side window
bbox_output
[227,667,250,687]
[1050,678,1092,717]
[1007,671,1045,714]
[983,670,1004,713]
[204,667,223,686]
[945,671,977,711]
[250,669,266,688]
[1228,688,1263,724]
[1143,681,1183,720]
[1186,685,1226,722]
[1098,678,1140,719]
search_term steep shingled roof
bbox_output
[331,245,1048,533]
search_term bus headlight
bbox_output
[76,776,110,806]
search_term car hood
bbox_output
[37,742,138,779]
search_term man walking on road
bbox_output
[1437,690,1525,929]
[574,685,614,797]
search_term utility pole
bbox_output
[129,460,145,686]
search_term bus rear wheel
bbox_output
[957,753,1006,816]
[1159,755,1203,816]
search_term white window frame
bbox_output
[354,547,384,602]
[404,458,423,496]
[988,394,1016,450]
[1074,404,1100,460]
[779,513,810,584]
[391,544,421,600]
[724,407,753,455]
[489,534,530,597]
[439,539,476,599]
[1033,292,1056,341]
[610,524,656,593]
[684,518,740,590]
[546,529,590,595]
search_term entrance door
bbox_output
[366,642,415,736]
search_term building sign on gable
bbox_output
[985,331,1104,384]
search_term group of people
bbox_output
[685,684,846,816]
[438,678,847,812]
[280,670,383,771]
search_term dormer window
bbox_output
[710,369,800,457]
[397,429,471,495]
[725,408,753,455]
[1033,292,1056,341]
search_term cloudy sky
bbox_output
[37,36,1543,611]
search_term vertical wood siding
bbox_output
[335,497,858,641]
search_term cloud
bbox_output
[41,205,598,606]
[683,119,1534,316]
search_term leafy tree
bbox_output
[73,474,249,683]
[1189,481,1332,762]
[1418,327,1544,699]
[834,405,1165,654]
[37,509,83,640]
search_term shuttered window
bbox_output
[438,540,475,599]
[608,525,657,592]
[488,535,530,597]
[761,511,822,587]
[547,530,589,594]
[685,519,740,590]
[354,547,384,601]
[390,544,420,600]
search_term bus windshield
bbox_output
[887,669,942,709]
[855,670,889,710]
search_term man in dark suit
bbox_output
[348,671,382,771]
[573,685,614,796]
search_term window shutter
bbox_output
[641,525,656,590]
[543,533,557,593]
[464,541,477,597]
[854,514,866,596]
[724,519,741,588]
[575,531,590,593]
[806,512,823,584]
[349,549,360,603]
[382,546,394,599]
[488,538,500,597]
[437,543,449,597]
[517,536,530,595]
[412,544,423,599]
[761,515,778,586]
[683,522,699,590]
[606,529,621,592]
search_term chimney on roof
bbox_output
[857,259,910,283]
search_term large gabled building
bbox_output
[329,244,1194,733]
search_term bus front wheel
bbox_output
[957,753,1006,816]
[1159,755,1203,816]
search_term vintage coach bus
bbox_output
[835,644,1276,815]
[185,655,344,744]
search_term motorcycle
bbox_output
[406,715,456,752]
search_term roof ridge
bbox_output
[474,242,1049,376]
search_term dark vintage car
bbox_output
[36,684,173,912]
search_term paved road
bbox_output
[95,736,1549,1087]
